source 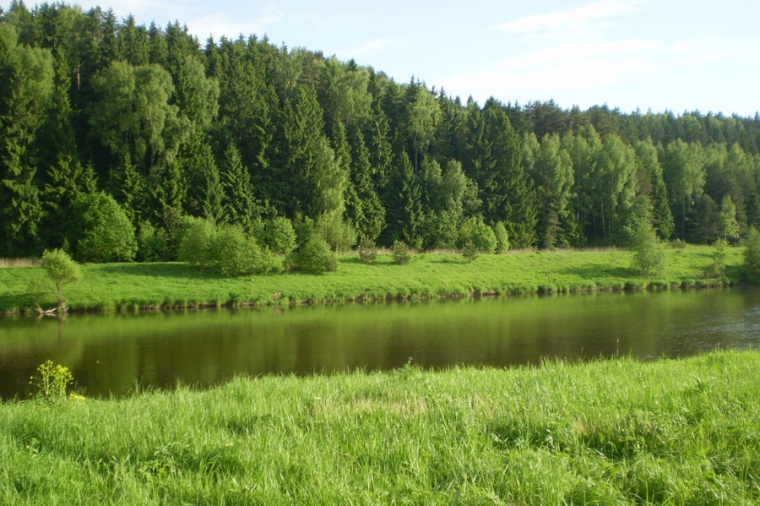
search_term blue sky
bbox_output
[8,0,760,116]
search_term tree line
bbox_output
[2,1,760,262]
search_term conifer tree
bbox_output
[221,142,256,233]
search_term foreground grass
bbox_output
[1,350,758,504]
[0,245,744,314]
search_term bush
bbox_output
[289,235,338,273]
[317,213,357,252]
[358,237,378,264]
[211,225,262,277]
[72,193,137,262]
[457,217,497,261]
[704,238,728,281]
[138,221,168,261]
[392,240,411,265]
[631,221,667,277]
[261,217,297,256]
[492,221,509,254]
[40,248,81,310]
[178,217,216,269]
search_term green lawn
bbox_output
[1,350,758,504]
[0,245,744,314]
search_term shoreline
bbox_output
[0,247,744,317]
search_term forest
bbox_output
[2,1,760,262]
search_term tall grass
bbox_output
[1,350,758,504]
[0,245,745,314]
[0,258,39,268]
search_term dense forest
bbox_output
[2,1,760,261]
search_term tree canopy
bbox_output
[2,2,760,260]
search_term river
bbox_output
[1,287,759,399]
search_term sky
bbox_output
[6,0,760,117]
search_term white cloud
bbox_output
[491,0,651,37]
[500,39,659,70]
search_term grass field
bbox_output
[0,245,745,314]
[1,350,758,504]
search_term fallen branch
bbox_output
[35,304,59,317]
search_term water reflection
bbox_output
[1,288,759,399]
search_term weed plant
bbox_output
[0,351,758,504]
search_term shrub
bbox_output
[261,217,297,256]
[317,213,357,252]
[40,248,81,310]
[178,217,216,269]
[457,217,497,261]
[392,240,411,265]
[492,221,510,254]
[704,238,728,281]
[461,242,479,262]
[289,235,338,273]
[72,193,137,262]
[210,225,261,276]
[358,237,378,264]
[631,221,667,277]
[138,221,168,261]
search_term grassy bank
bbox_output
[1,350,758,504]
[0,245,745,314]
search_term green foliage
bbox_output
[357,237,378,264]
[719,195,740,243]
[29,360,73,401]
[137,221,168,262]
[743,228,760,282]
[221,142,256,233]
[260,217,297,256]
[457,217,497,261]
[317,213,357,253]
[211,225,268,277]
[72,193,137,262]
[178,219,276,276]
[289,235,338,273]
[40,248,81,309]
[704,238,728,281]
[391,240,411,265]
[492,222,509,254]
[177,217,216,268]
[631,221,667,277]
[0,24,54,255]
[4,3,760,260]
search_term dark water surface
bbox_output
[2,288,759,399]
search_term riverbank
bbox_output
[2,350,758,504]
[0,245,744,314]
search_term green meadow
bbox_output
[1,351,758,504]
[0,245,745,314]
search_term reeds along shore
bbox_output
[1,351,758,504]
[0,245,746,315]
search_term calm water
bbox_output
[1,288,760,399]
